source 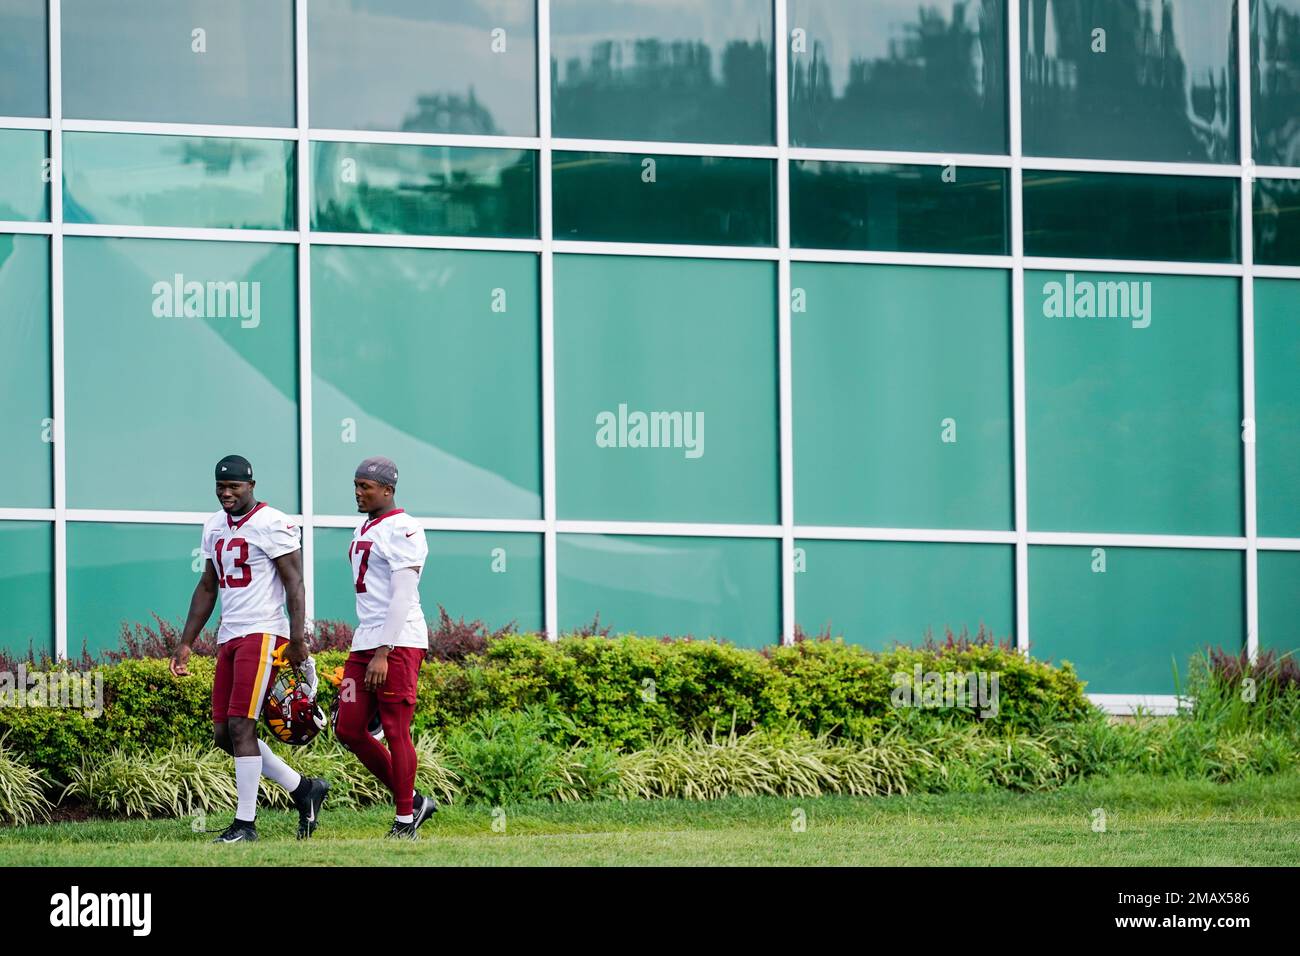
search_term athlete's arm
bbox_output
[364,564,421,691]
[170,560,219,677]
[273,549,309,667]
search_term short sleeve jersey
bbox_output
[349,508,428,631]
[200,502,301,643]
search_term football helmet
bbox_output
[264,652,326,746]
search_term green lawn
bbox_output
[3,773,1298,866]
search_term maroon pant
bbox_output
[337,646,422,816]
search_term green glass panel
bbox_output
[555,254,778,523]
[1029,545,1244,695]
[553,151,774,247]
[552,0,773,145]
[314,527,543,633]
[1255,278,1300,536]
[62,132,292,231]
[1258,550,1300,658]
[311,141,537,238]
[1252,0,1300,166]
[0,129,49,221]
[0,0,47,117]
[1026,270,1242,535]
[67,522,209,658]
[793,263,1013,529]
[0,521,53,658]
[61,0,294,126]
[558,533,779,647]
[796,540,1014,650]
[791,161,1008,255]
[311,245,540,519]
[63,132,294,230]
[1023,171,1240,263]
[0,234,51,508]
[789,0,1007,154]
[1254,178,1300,266]
[309,0,536,136]
[63,237,299,511]
[1022,0,1238,162]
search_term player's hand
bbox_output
[364,654,389,692]
[170,644,191,677]
[286,638,308,668]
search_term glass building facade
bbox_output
[2,0,1299,710]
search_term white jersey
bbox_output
[348,508,428,651]
[200,503,301,644]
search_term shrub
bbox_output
[443,706,620,805]
[0,735,52,825]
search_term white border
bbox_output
[49,0,65,659]
[539,0,558,641]
[776,0,794,645]
[0,1,1296,709]
[1008,0,1029,657]
[295,0,314,624]
[1238,0,1259,663]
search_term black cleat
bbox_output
[213,819,258,843]
[293,777,330,840]
[386,820,419,840]
[411,791,438,832]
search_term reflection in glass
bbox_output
[1026,271,1242,536]
[63,237,299,511]
[0,234,51,508]
[1255,178,1300,265]
[0,0,47,117]
[793,262,1013,531]
[0,522,53,657]
[1259,552,1300,657]
[309,0,536,136]
[1253,0,1300,165]
[1023,170,1239,262]
[558,533,779,648]
[553,151,774,246]
[311,141,537,238]
[63,132,294,230]
[0,129,49,221]
[551,0,773,144]
[313,527,544,632]
[790,161,1008,254]
[1254,279,1300,536]
[61,0,294,126]
[554,254,778,524]
[1022,0,1238,162]
[1030,545,1243,694]
[311,245,541,519]
[789,0,1007,153]
[796,541,1015,649]
[67,522,205,658]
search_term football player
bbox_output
[336,456,437,838]
[170,455,330,842]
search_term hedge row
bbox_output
[0,634,1092,781]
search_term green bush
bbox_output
[0,735,52,825]
[6,631,1295,808]
[443,706,621,805]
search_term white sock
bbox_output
[257,740,302,793]
[396,813,413,824]
[235,755,261,822]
